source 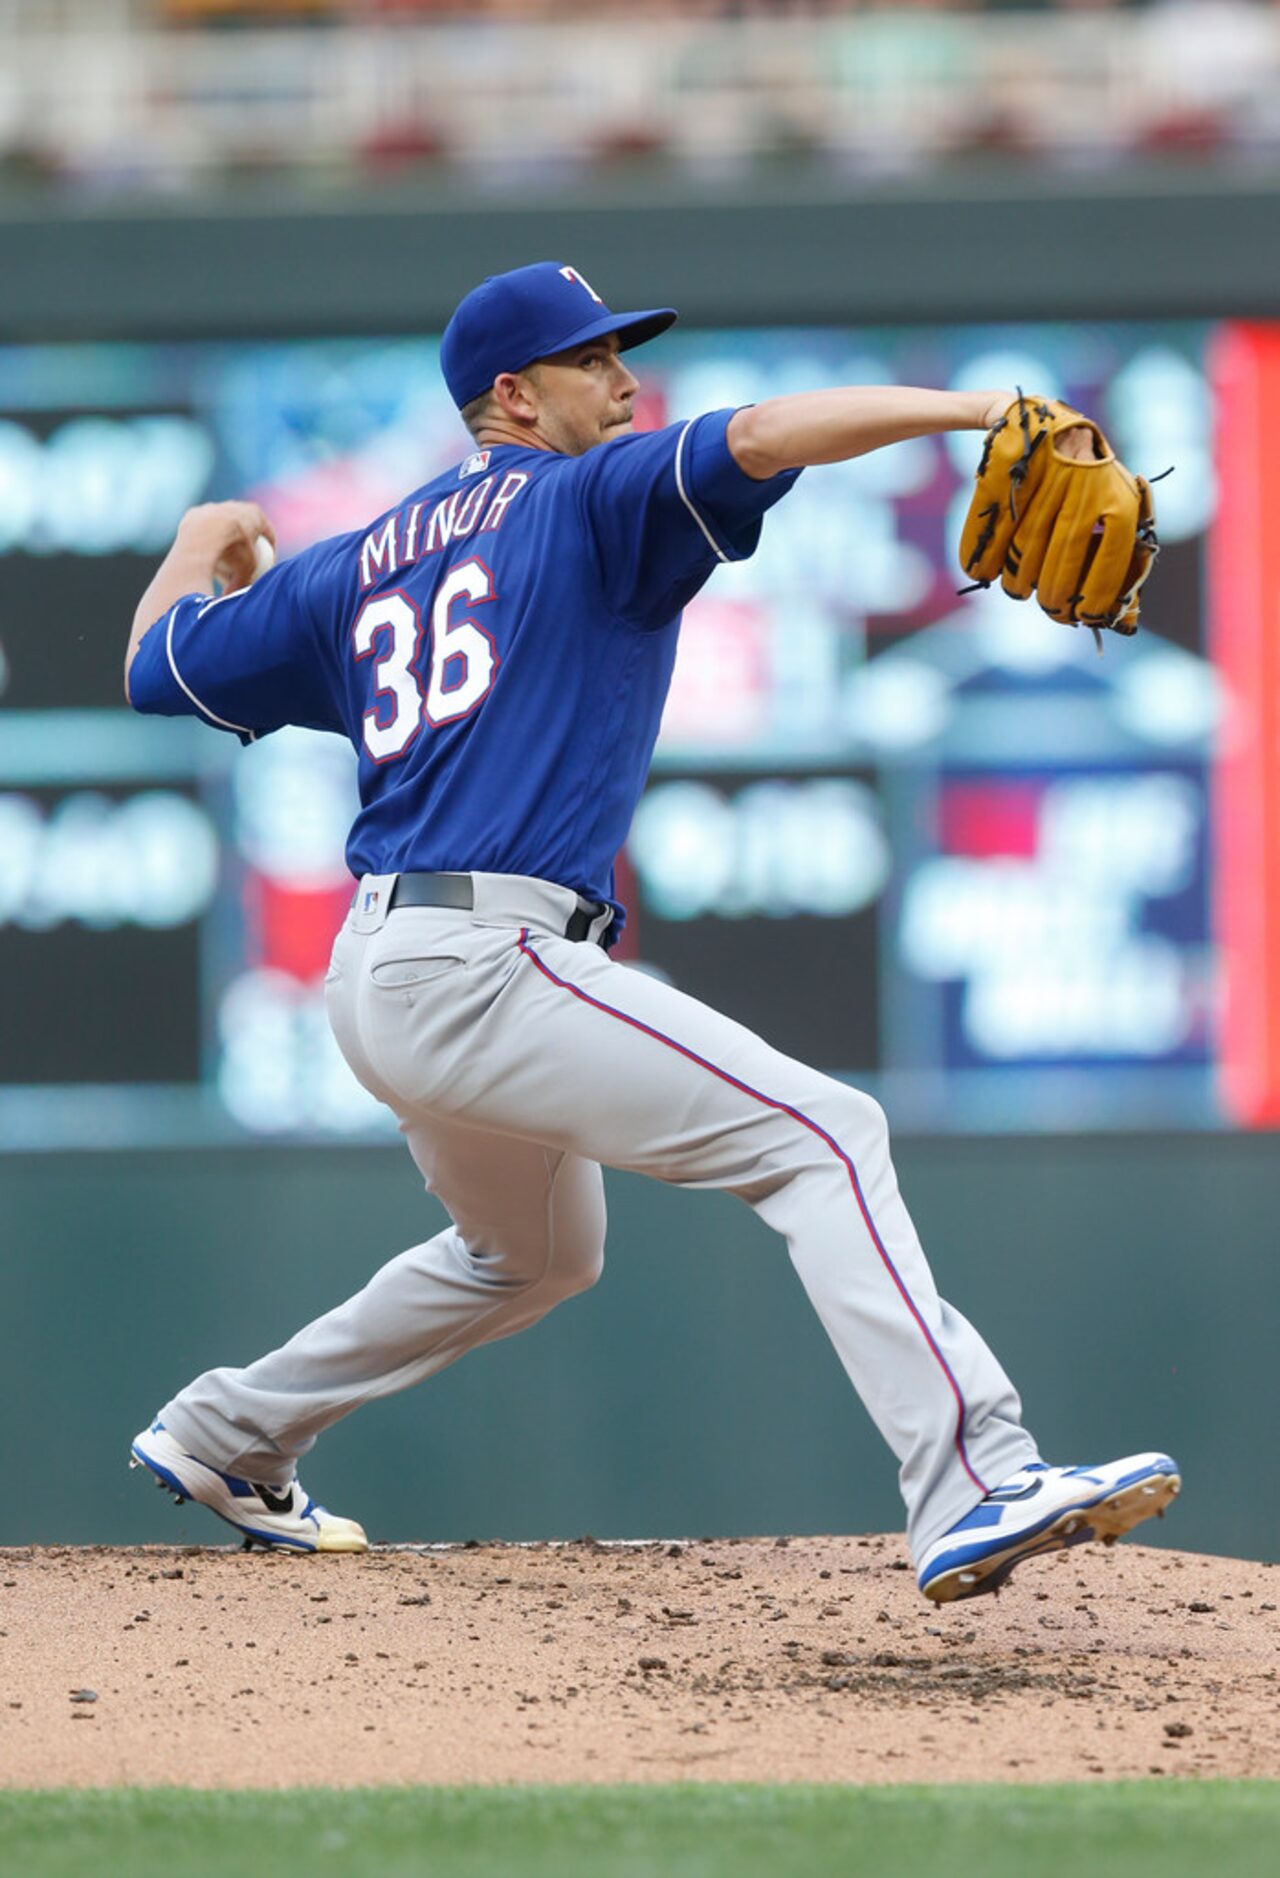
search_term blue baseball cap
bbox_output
[440,262,677,409]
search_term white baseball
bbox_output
[253,534,276,579]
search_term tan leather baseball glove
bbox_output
[959,392,1159,647]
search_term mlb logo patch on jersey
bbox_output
[459,450,491,479]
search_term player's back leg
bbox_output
[147,1117,606,1492]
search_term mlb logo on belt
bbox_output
[363,889,380,913]
[459,450,491,479]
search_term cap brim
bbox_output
[614,308,679,352]
[523,305,677,370]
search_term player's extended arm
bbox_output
[124,500,275,702]
[726,387,1014,479]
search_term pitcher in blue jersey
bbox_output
[125,263,1179,1600]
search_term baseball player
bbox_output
[125,263,1179,1602]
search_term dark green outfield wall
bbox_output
[2,1135,1275,1558]
[3,165,1280,340]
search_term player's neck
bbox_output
[469,416,559,455]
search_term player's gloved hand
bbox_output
[959,391,1159,648]
[175,501,277,595]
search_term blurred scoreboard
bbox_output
[0,319,1259,1148]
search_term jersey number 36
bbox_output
[352,559,498,763]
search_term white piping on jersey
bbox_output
[165,599,255,739]
[673,418,730,564]
[196,588,248,620]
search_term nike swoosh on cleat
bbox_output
[984,1480,1045,1504]
[255,1484,296,1516]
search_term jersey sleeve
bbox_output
[571,408,801,626]
[127,543,347,743]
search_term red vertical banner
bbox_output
[1210,322,1280,1125]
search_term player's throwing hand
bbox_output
[180,501,277,594]
[123,501,277,702]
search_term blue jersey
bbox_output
[128,408,799,932]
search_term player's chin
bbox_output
[601,419,634,442]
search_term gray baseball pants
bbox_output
[160,872,1039,1560]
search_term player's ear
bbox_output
[492,370,540,424]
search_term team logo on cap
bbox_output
[559,266,604,305]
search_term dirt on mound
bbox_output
[1,1535,1276,1787]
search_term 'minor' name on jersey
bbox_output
[359,469,530,589]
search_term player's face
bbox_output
[523,333,639,455]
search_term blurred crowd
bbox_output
[142,0,1224,18]
[2,0,1279,195]
[5,0,1275,25]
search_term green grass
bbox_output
[0,1781,1277,1878]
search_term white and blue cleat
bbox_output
[129,1421,368,1554]
[917,1453,1181,1604]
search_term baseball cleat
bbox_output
[129,1421,367,1554]
[916,1452,1181,1604]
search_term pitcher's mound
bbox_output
[1,1534,1275,1786]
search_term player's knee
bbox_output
[544,1158,606,1299]
[851,1087,891,1149]
[847,1089,893,1166]
[553,1230,606,1300]
[809,1082,892,1161]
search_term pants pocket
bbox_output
[370,956,465,990]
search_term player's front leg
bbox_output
[443,928,1042,1560]
[492,934,1181,1598]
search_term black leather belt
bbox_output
[387,872,610,945]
